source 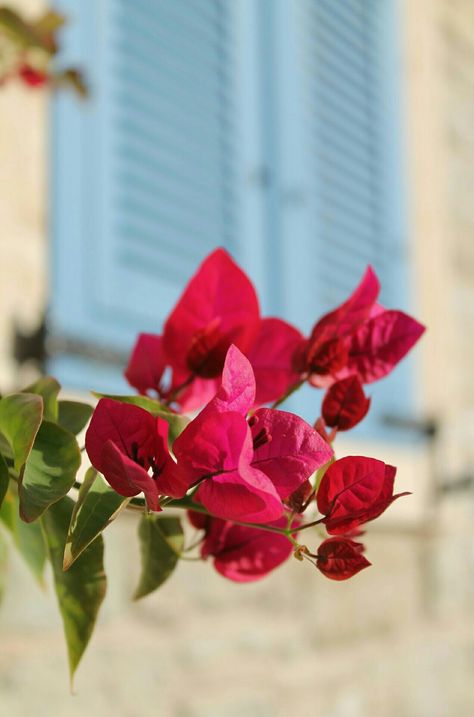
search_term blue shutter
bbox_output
[270,0,416,435]
[50,0,241,389]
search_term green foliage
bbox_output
[57,400,93,435]
[19,421,81,523]
[0,489,47,585]
[64,468,128,570]
[23,376,61,422]
[0,453,8,509]
[0,393,43,472]
[0,6,87,96]
[93,392,189,445]
[0,6,44,48]
[41,497,107,684]
[0,530,7,605]
[134,514,184,600]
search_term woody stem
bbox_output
[295,517,325,532]
[69,481,295,538]
[166,497,294,536]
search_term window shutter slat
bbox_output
[51,0,238,367]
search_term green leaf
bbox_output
[57,400,93,435]
[93,393,189,444]
[0,393,43,472]
[134,515,184,600]
[0,489,47,585]
[19,421,81,523]
[63,468,128,570]
[0,530,8,605]
[24,376,61,423]
[52,68,88,98]
[0,453,8,509]
[41,497,107,684]
[32,9,66,34]
[0,8,45,49]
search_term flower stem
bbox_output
[295,517,325,533]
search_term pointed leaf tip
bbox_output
[42,497,107,683]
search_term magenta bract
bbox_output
[124,249,303,410]
[190,512,295,582]
[85,398,174,511]
[317,455,409,535]
[299,266,425,387]
[125,333,165,397]
[171,346,332,523]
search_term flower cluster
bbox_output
[0,7,86,95]
[86,248,425,582]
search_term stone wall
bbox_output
[0,0,47,391]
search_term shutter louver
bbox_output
[51,0,237,367]
[298,0,393,307]
[276,0,414,431]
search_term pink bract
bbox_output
[170,346,332,523]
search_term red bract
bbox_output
[316,456,409,535]
[297,266,425,388]
[125,333,165,396]
[189,512,294,582]
[170,346,333,523]
[18,64,48,87]
[124,249,303,410]
[162,248,260,401]
[339,309,426,384]
[316,537,371,580]
[322,376,370,431]
[246,317,304,405]
[85,398,174,511]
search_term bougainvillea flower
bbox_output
[124,249,304,410]
[295,266,425,388]
[124,333,166,396]
[173,409,284,523]
[85,398,174,511]
[321,376,371,431]
[189,512,295,582]
[316,537,371,580]
[168,346,332,522]
[316,456,409,535]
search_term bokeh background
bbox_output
[1,0,474,715]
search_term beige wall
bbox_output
[1,2,474,716]
[0,0,47,391]
[405,0,474,482]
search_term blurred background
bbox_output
[1,0,474,715]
